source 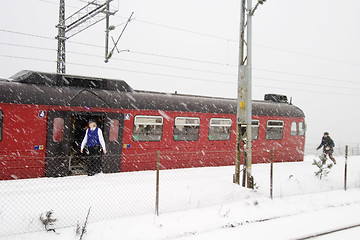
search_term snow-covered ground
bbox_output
[2,188,360,240]
[0,155,359,239]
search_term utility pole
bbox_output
[105,0,110,61]
[56,0,66,74]
[56,0,118,74]
[234,0,266,188]
[234,0,246,186]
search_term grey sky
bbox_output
[0,0,359,151]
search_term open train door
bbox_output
[46,110,72,177]
[102,112,124,173]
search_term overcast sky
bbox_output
[0,0,359,152]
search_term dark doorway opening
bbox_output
[69,113,105,175]
[46,110,124,177]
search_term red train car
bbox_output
[0,71,305,180]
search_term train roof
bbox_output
[9,70,133,92]
[0,71,305,118]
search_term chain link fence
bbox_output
[306,143,360,156]
[1,147,360,237]
[250,146,360,198]
[0,150,252,237]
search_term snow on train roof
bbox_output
[0,71,305,118]
[9,70,133,92]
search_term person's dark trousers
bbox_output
[324,149,336,164]
[87,145,102,176]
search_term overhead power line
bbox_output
[253,68,360,85]
[1,54,360,97]
[133,18,233,42]
[0,42,234,76]
[35,0,85,9]
[254,44,360,66]
[254,76,360,92]
[1,28,360,86]
[0,54,233,85]
[3,41,360,92]
[0,29,54,40]
[21,0,360,67]
[115,16,360,67]
[1,34,360,87]
[130,50,232,67]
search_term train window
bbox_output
[252,120,260,140]
[209,118,232,141]
[0,110,3,142]
[53,117,64,142]
[174,117,200,141]
[133,116,163,141]
[109,119,119,142]
[266,120,284,140]
[299,122,306,136]
[291,122,298,136]
[241,120,259,140]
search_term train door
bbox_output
[46,110,124,177]
[68,112,124,174]
[102,112,124,173]
[69,113,105,175]
[46,110,72,177]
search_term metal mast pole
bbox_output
[234,0,246,185]
[56,0,66,74]
[235,0,254,188]
[56,0,120,70]
[245,0,253,188]
[105,0,110,60]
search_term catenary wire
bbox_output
[1,28,360,88]
[0,42,234,76]
[24,0,360,67]
[2,41,360,92]
[114,16,360,67]
[1,54,360,97]
[1,40,360,91]
[34,0,85,9]
[0,54,233,85]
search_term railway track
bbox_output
[169,200,360,240]
[294,223,360,239]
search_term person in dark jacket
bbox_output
[80,119,107,176]
[316,132,336,164]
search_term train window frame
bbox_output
[208,118,232,141]
[132,115,163,142]
[251,120,260,140]
[53,117,65,142]
[291,122,298,136]
[241,120,260,140]
[109,119,120,142]
[0,110,3,142]
[266,120,284,140]
[299,122,306,136]
[174,117,200,141]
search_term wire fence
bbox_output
[305,143,360,156]
[252,148,360,199]
[0,147,360,237]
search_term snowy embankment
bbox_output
[2,188,360,240]
[0,155,359,239]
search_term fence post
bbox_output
[270,149,274,199]
[242,150,247,187]
[155,150,160,216]
[344,145,348,191]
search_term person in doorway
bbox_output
[80,119,107,176]
[316,132,336,164]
